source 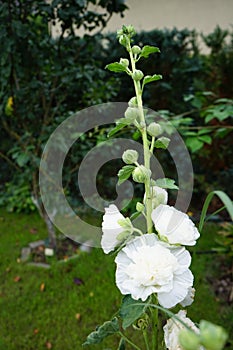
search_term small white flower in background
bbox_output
[101,204,125,254]
[164,310,199,350]
[143,186,168,209]
[151,205,200,246]
[115,233,194,308]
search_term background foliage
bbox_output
[0,0,232,218]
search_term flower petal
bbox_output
[152,205,200,246]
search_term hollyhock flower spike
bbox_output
[151,204,200,246]
[115,233,194,308]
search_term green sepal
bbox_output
[154,136,170,149]
[118,165,135,185]
[154,178,179,190]
[105,62,128,73]
[142,74,162,90]
[139,45,160,59]
[130,211,141,221]
[119,295,150,330]
[82,317,119,346]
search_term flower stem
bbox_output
[129,48,153,233]
[143,330,150,350]
[118,332,142,350]
[151,295,159,350]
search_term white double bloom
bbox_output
[115,234,194,308]
[152,204,200,246]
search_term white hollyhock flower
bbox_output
[164,310,199,350]
[115,234,193,308]
[143,186,168,209]
[180,287,195,307]
[101,204,125,254]
[151,205,200,246]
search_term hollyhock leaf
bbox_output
[117,165,135,185]
[142,74,162,90]
[139,45,160,58]
[119,295,149,329]
[83,318,119,345]
[154,178,179,190]
[105,62,128,73]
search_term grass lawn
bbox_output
[0,208,232,350]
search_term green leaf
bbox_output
[118,338,126,350]
[119,295,149,329]
[154,178,179,190]
[108,124,127,138]
[83,318,119,346]
[142,74,162,89]
[105,62,128,73]
[139,45,160,58]
[199,191,233,232]
[198,135,212,144]
[117,165,135,185]
[186,137,203,152]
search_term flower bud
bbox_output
[179,329,200,350]
[120,58,129,67]
[133,314,149,330]
[124,107,139,121]
[132,45,141,55]
[132,165,151,183]
[117,217,132,231]
[199,320,228,350]
[155,136,170,149]
[118,35,128,47]
[128,96,138,107]
[132,70,144,81]
[122,149,139,164]
[136,202,145,212]
[147,122,162,137]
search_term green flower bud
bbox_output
[154,136,170,149]
[199,320,228,350]
[132,165,151,183]
[179,329,200,350]
[132,45,141,55]
[122,149,139,164]
[118,35,128,47]
[136,202,145,212]
[147,122,162,137]
[117,217,132,231]
[124,107,139,120]
[133,314,150,331]
[132,69,144,81]
[128,96,138,107]
[120,58,129,67]
[122,25,136,37]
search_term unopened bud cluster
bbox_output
[122,149,138,164]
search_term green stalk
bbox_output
[118,332,142,350]
[143,330,150,350]
[151,295,159,350]
[129,48,153,233]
